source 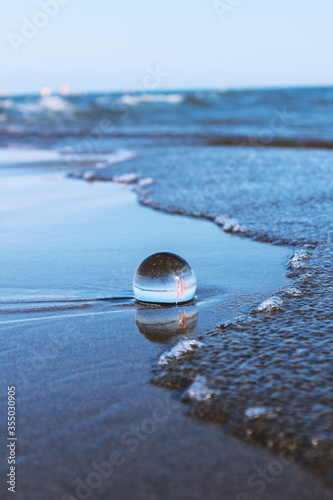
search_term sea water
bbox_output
[1,86,332,481]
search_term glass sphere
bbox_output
[133,252,197,304]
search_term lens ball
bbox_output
[133,252,197,304]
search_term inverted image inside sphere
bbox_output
[133,252,197,304]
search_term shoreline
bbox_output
[0,157,332,500]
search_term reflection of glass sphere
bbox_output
[135,304,198,342]
[133,252,197,304]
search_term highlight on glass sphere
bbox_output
[133,252,197,304]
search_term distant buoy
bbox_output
[133,252,197,304]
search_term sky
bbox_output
[1,0,332,94]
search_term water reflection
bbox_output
[135,303,198,343]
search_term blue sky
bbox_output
[1,0,332,94]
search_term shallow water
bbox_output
[128,145,333,482]
[1,86,332,486]
[0,169,289,325]
[1,166,312,500]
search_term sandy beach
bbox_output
[1,0,332,495]
[1,156,332,500]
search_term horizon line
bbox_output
[1,83,333,98]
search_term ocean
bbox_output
[1,86,332,485]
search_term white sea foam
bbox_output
[138,177,155,188]
[16,96,72,115]
[298,272,313,283]
[218,314,250,329]
[113,173,140,184]
[244,407,276,419]
[81,150,138,181]
[293,348,308,357]
[120,93,184,106]
[182,375,219,402]
[1,99,14,109]
[41,96,71,112]
[158,339,204,366]
[83,171,95,181]
[214,215,247,233]
[106,149,138,165]
[284,287,303,297]
[253,296,283,312]
[287,249,310,269]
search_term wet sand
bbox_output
[0,160,332,499]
